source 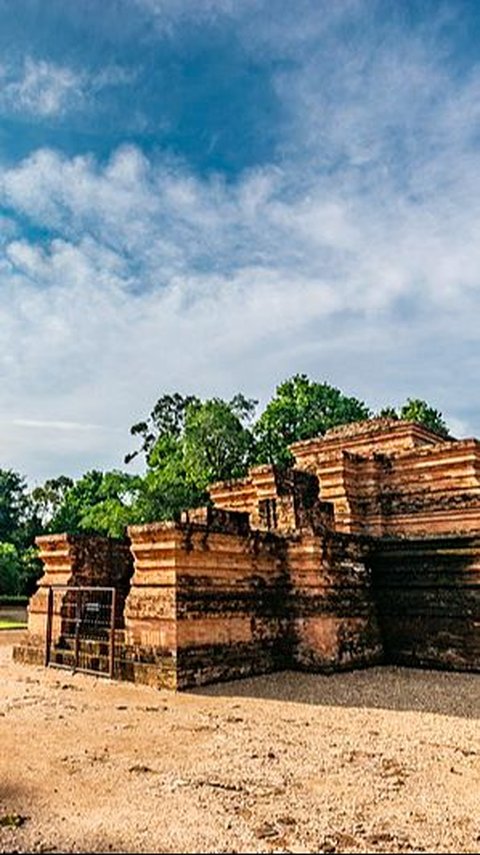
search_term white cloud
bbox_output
[1,5,480,479]
[134,0,258,28]
[12,419,105,431]
[134,0,357,39]
[0,58,83,117]
[0,57,136,119]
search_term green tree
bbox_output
[399,398,449,437]
[125,393,206,521]
[31,476,74,526]
[46,470,104,534]
[18,546,44,596]
[77,471,143,537]
[0,541,42,596]
[0,469,32,548]
[134,435,204,522]
[0,542,22,595]
[377,399,449,437]
[254,374,371,466]
[46,470,142,538]
[183,395,256,489]
[377,406,399,420]
[125,392,199,465]
[126,393,257,521]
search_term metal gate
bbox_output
[45,586,116,678]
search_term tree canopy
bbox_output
[0,375,451,594]
[0,469,42,595]
[378,398,449,438]
[398,398,449,437]
[254,375,372,466]
[183,395,256,488]
[126,393,257,521]
[37,470,143,539]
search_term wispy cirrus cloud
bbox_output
[0,57,136,119]
[0,58,83,117]
[133,0,259,28]
[12,419,105,431]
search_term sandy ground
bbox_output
[0,632,479,854]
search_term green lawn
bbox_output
[0,619,27,629]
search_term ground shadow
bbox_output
[188,665,480,720]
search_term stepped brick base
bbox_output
[14,419,480,687]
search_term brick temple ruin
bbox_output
[14,418,480,688]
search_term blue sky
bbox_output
[1,0,480,482]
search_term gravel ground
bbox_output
[0,632,479,854]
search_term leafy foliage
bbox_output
[133,439,204,523]
[399,398,449,437]
[378,398,449,437]
[125,393,199,465]
[183,395,256,489]
[0,470,34,549]
[44,470,143,538]
[0,470,44,595]
[377,406,399,419]
[31,476,74,526]
[0,541,42,596]
[254,374,371,466]
[0,376,451,595]
[128,393,257,521]
[0,542,21,595]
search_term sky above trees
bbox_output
[0,0,479,483]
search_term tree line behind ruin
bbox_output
[0,374,448,596]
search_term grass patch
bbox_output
[0,813,27,828]
[0,619,27,630]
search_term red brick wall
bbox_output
[287,532,383,671]
[14,534,133,665]
[125,511,288,689]
[370,535,480,671]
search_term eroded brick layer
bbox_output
[287,532,383,672]
[124,513,288,689]
[370,535,480,671]
[13,534,133,666]
[289,419,480,536]
[14,419,480,686]
[122,506,384,687]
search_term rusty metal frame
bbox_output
[45,585,116,679]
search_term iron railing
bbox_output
[45,585,116,678]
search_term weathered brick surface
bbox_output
[370,536,480,671]
[287,532,383,671]
[13,533,133,666]
[125,512,290,688]
[290,420,480,536]
[16,419,480,687]
[210,466,334,534]
[122,502,384,687]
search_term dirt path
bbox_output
[0,633,479,853]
